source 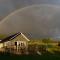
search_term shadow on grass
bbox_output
[0,52,60,60]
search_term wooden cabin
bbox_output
[0,32,30,53]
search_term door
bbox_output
[15,42,17,46]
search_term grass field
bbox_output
[0,36,60,60]
[0,52,60,60]
[29,39,60,53]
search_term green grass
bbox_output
[0,54,60,60]
[0,52,60,60]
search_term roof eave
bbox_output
[21,33,30,41]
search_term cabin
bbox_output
[0,32,30,53]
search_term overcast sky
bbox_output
[0,0,60,39]
[0,0,60,18]
[0,4,60,39]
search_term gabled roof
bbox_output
[21,33,30,41]
[0,32,30,43]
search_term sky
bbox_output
[0,0,60,39]
[0,0,60,18]
[0,4,60,39]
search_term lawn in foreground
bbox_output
[0,52,60,60]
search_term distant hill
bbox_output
[0,34,7,39]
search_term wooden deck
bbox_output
[0,45,47,55]
[0,46,29,55]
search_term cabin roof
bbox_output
[0,32,30,43]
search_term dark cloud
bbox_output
[0,4,60,39]
[0,0,60,17]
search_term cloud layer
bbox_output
[0,4,60,39]
[0,0,60,17]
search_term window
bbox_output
[21,43,24,46]
[15,42,17,46]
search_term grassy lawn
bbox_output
[0,52,60,60]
